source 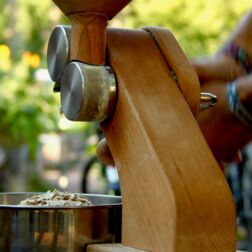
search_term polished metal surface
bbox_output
[47,25,71,83]
[0,193,121,251]
[61,61,117,122]
[200,92,218,110]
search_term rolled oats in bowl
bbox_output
[18,189,92,207]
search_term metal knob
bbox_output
[47,25,71,88]
[200,92,217,110]
[61,61,117,122]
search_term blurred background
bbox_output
[0,0,251,249]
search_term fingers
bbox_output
[96,138,115,166]
[197,78,252,163]
[192,56,245,83]
[236,73,252,109]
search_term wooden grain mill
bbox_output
[47,0,241,251]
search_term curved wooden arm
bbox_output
[101,28,236,251]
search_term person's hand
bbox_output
[197,74,252,163]
[192,56,245,83]
[194,9,252,163]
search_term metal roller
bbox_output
[47,25,71,88]
[60,61,117,122]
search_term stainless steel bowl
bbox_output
[0,193,122,251]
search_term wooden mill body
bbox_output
[52,1,238,251]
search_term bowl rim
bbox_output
[0,192,122,209]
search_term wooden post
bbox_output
[52,0,131,64]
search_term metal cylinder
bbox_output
[47,25,71,83]
[60,61,117,122]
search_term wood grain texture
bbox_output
[52,0,131,19]
[69,13,107,64]
[100,28,236,251]
[87,244,147,252]
[88,244,246,252]
[144,27,200,116]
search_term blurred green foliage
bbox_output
[0,0,251,158]
[0,0,67,157]
[0,62,58,155]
